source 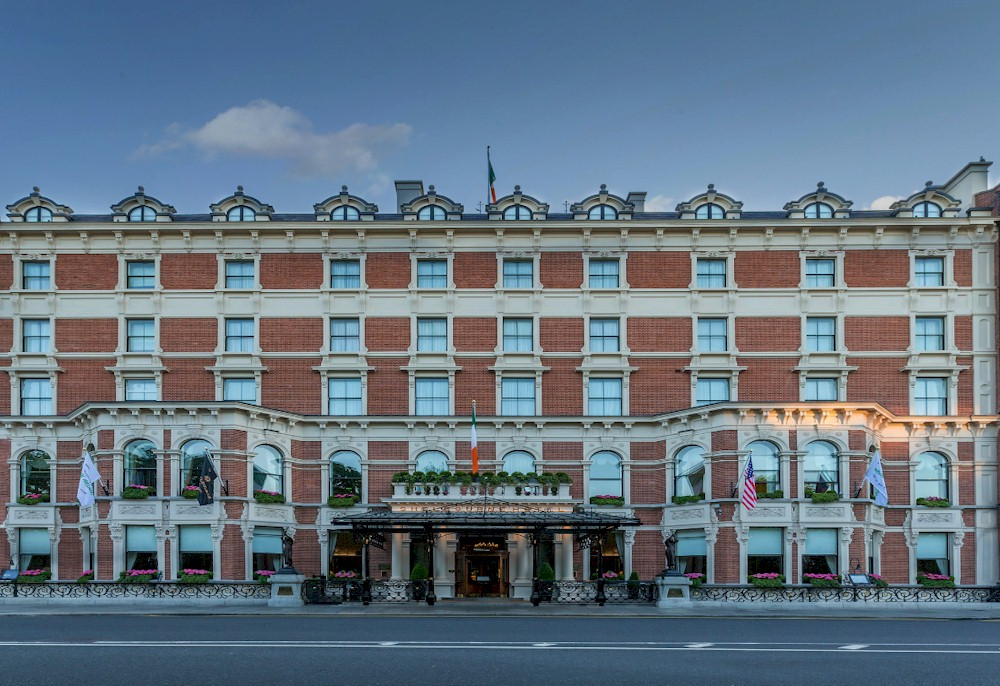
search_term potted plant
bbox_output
[17,492,50,506]
[536,562,556,602]
[410,563,429,601]
[748,573,785,588]
[253,570,275,584]
[119,569,159,584]
[181,485,200,499]
[122,484,154,500]
[803,573,841,588]
[327,493,358,507]
[590,494,626,506]
[759,489,784,499]
[917,573,956,588]
[626,571,641,599]
[178,568,213,584]
[684,572,705,587]
[671,493,704,505]
[17,569,51,583]
[253,490,285,504]
[77,569,95,584]
[916,497,951,508]
[809,490,840,504]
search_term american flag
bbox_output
[741,455,757,510]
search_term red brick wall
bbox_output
[456,440,495,472]
[366,318,410,351]
[845,358,909,414]
[0,318,11,354]
[56,254,117,289]
[845,317,908,351]
[954,316,973,351]
[737,358,799,402]
[540,318,583,352]
[57,440,83,503]
[629,359,692,414]
[162,359,215,401]
[454,317,496,352]
[261,318,323,352]
[261,358,322,413]
[844,250,909,287]
[880,531,909,584]
[221,524,246,580]
[713,525,740,583]
[368,441,409,500]
[161,253,217,289]
[541,360,582,415]
[880,442,910,505]
[711,431,738,499]
[58,359,117,411]
[956,360,974,415]
[291,440,322,502]
[366,253,410,288]
[0,254,12,289]
[736,318,798,352]
[735,251,800,288]
[455,360,495,415]
[630,441,665,505]
[627,252,691,289]
[55,319,118,352]
[161,318,217,353]
[629,317,691,352]
[953,250,972,287]
[958,442,975,506]
[539,253,582,288]
[454,253,496,288]
[260,254,323,289]
[367,359,409,415]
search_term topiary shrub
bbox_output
[410,563,429,581]
[537,562,555,581]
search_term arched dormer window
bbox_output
[915,451,949,501]
[891,182,960,218]
[332,206,361,221]
[401,184,463,221]
[330,450,362,498]
[210,186,273,222]
[674,446,705,498]
[503,204,532,220]
[227,206,256,222]
[588,204,618,220]
[414,450,448,473]
[417,205,446,220]
[20,449,51,499]
[6,187,73,223]
[314,186,378,221]
[784,182,852,219]
[695,203,724,219]
[676,184,742,219]
[590,451,623,498]
[804,202,834,219]
[111,186,175,223]
[913,201,942,218]
[488,186,548,220]
[570,184,635,221]
[128,206,157,222]
[502,451,535,474]
[252,445,283,495]
[25,207,53,223]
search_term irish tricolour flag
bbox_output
[471,401,479,474]
[487,148,497,204]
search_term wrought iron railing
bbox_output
[691,584,1000,603]
[0,581,271,600]
[302,577,426,604]
[531,579,659,605]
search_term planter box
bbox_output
[799,502,853,524]
[663,503,712,528]
[111,499,163,522]
[169,500,222,521]
[248,502,295,524]
[5,505,56,526]
[912,508,962,529]
[741,502,792,522]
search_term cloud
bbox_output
[865,195,903,211]
[135,100,412,178]
[643,194,674,212]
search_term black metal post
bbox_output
[595,531,607,606]
[529,529,541,606]
[425,526,436,606]
[361,542,371,605]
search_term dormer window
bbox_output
[128,206,157,222]
[331,206,361,221]
[503,205,531,220]
[695,203,724,219]
[804,202,834,219]
[913,201,942,218]
[227,206,256,222]
[25,207,52,223]
[418,206,446,221]
[588,204,618,220]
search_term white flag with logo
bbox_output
[77,450,101,507]
[863,450,889,507]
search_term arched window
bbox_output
[330,450,362,498]
[227,206,256,222]
[180,439,213,495]
[695,203,724,219]
[674,446,705,498]
[25,207,53,222]
[253,445,283,494]
[20,449,50,498]
[502,451,535,474]
[588,204,617,220]
[746,441,780,495]
[128,206,157,222]
[331,206,361,221]
[803,441,839,495]
[804,202,834,219]
[417,205,446,220]
[915,452,949,501]
[415,450,448,473]
[503,204,531,220]
[912,201,942,218]
[124,439,157,493]
[590,451,623,498]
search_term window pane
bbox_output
[21,378,52,415]
[915,452,948,500]
[417,260,447,287]
[415,450,448,472]
[332,206,361,221]
[503,205,530,220]
[417,206,445,220]
[914,377,947,415]
[696,203,723,219]
[330,451,362,497]
[503,259,533,288]
[124,439,157,491]
[588,204,617,220]
[417,318,448,352]
[502,318,533,352]
[695,378,729,406]
[502,450,535,473]
[914,257,944,287]
[125,379,157,401]
[328,377,363,415]
[330,260,361,288]
[804,378,837,401]
[590,451,622,497]
[590,318,620,352]
[696,259,726,288]
[697,318,727,351]
[253,445,283,493]
[225,319,254,352]
[180,439,212,492]
[501,378,535,416]
[25,207,53,223]
[227,206,255,221]
[223,378,257,403]
[588,378,622,415]
[330,318,361,352]
[747,528,783,555]
[415,378,449,415]
[126,261,155,289]
[20,449,50,497]
[806,317,835,351]
[127,319,155,352]
[746,441,780,494]
[225,260,255,288]
[915,317,945,351]
[803,441,839,494]
[805,258,835,287]
[588,259,619,288]
[674,446,705,497]
[22,319,50,352]
[23,261,51,290]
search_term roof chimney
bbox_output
[394,180,424,213]
[626,192,646,213]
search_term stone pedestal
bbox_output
[655,575,693,608]
[268,572,306,607]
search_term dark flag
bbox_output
[197,452,218,506]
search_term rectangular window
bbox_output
[676,529,708,576]
[805,258,835,288]
[416,318,448,352]
[804,378,838,402]
[125,379,157,401]
[330,259,361,288]
[914,256,944,287]
[224,318,255,353]
[416,259,447,288]
[330,318,361,352]
[502,318,533,352]
[20,378,52,415]
[22,261,51,290]
[695,378,729,406]
[126,260,155,289]
[223,378,257,404]
[696,258,726,288]
[252,526,283,573]
[697,318,727,352]
[125,525,158,572]
[225,260,255,289]
[22,319,50,353]
[588,378,623,416]
[126,319,155,353]
[18,528,51,572]
[179,525,213,572]
[802,528,839,576]
[747,527,784,576]
[915,316,945,351]
[588,259,620,288]
[328,377,363,415]
[916,532,950,577]
[590,318,620,352]
[502,259,533,288]
[415,377,449,415]
[805,317,836,352]
[501,378,536,416]
[914,377,947,415]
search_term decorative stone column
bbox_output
[391,533,405,580]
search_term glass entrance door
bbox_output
[456,535,509,597]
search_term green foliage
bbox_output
[391,472,411,483]
[253,491,286,504]
[536,562,556,581]
[16,570,51,583]
[177,571,213,584]
[327,494,358,508]
[759,490,784,499]
[810,491,840,504]
[122,486,154,500]
[590,496,625,506]
[916,497,951,508]
[555,472,572,484]
[17,493,50,505]
[671,493,705,505]
[748,574,785,588]
[409,563,429,581]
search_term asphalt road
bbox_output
[0,615,996,686]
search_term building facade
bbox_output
[1,162,998,596]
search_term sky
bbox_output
[2,0,999,216]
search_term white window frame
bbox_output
[414,376,450,415]
[804,316,837,353]
[587,377,623,416]
[586,257,621,289]
[912,376,949,416]
[914,316,946,352]
[224,318,256,353]
[21,260,52,291]
[803,377,838,402]
[695,377,730,406]
[223,259,256,289]
[329,318,362,353]
[416,317,448,352]
[124,378,158,402]
[223,378,258,404]
[500,377,536,416]
[125,260,156,290]
[415,258,449,289]
[696,318,728,352]
[328,376,364,415]
[125,318,156,353]
[501,258,535,289]
[329,258,362,289]
[21,318,51,353]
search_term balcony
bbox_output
[5,504,56,526]
[169,499,223,521]
[910,506,963,530]
[111,498,163,522]
[798,501,854,524]
[248,501,295,524]
[663,502,712,528]
[389,482,572,502]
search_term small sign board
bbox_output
[0,570,19,581]
[847,573,872,586]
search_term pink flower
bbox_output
[81,569,93,576]
[869,573,883,580]
[685,573,705,579]
[255,570,275,577]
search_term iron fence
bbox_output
[0,581,271,600]
[691,584,1000,603]
[302,577,424,604]
[531,579,659,605]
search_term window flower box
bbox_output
[808,490,839,504]
[685,573,705,587]
[17,492,50,506]
[119,569,160,584]
[589,495,625,507]
[671,493,705,505]
[77,570,94,584]
[17,569,51,583]
[759,490,784,499]
[917,573,955,588]
[916,497,951,508]
[254,570,275,584]
[178,569,213,584]
[122,485,155,500]
[803,573,841,588]
[748,573,784,588]
[868,573,888,588]
[327,494,358,508]
[181,486,200,499]
[330,570,358,580]
[253,490,286,504]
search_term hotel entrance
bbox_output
[456,535,509,597]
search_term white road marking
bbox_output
[839,644,868,650]
[686,642,714,648]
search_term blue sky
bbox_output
[3,0,998,215]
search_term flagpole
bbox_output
[486,146,491,207]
